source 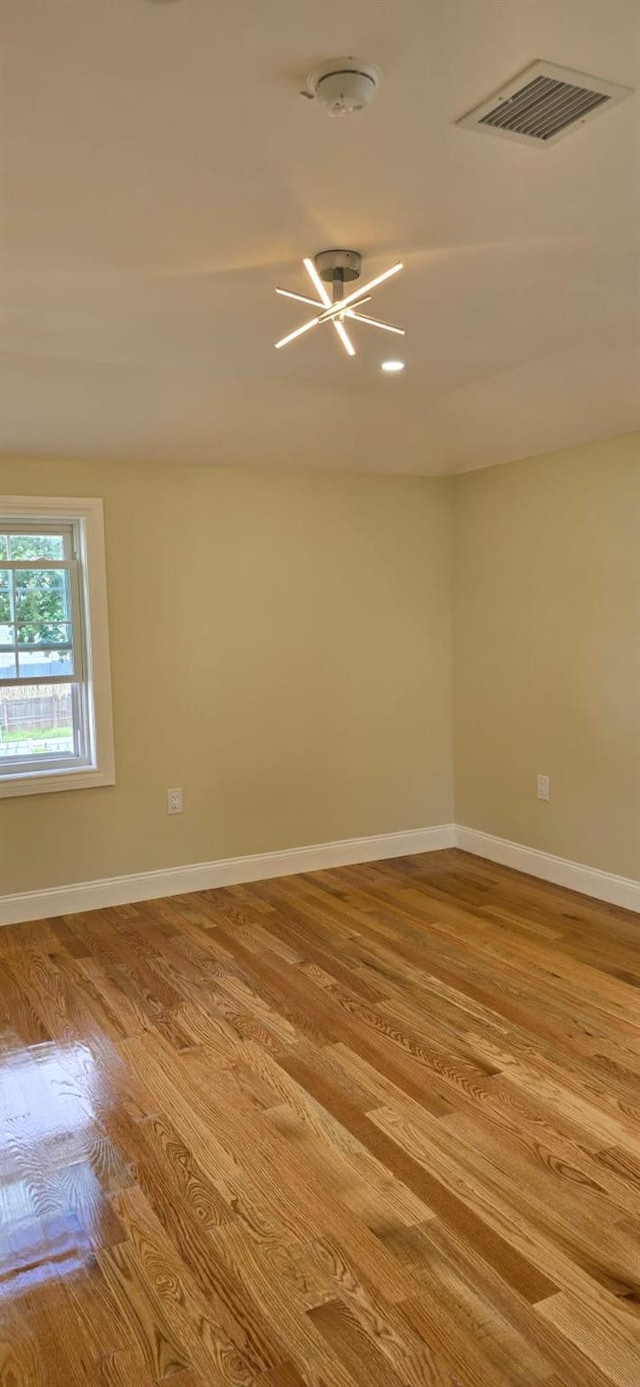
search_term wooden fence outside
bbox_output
[0,686,72,733]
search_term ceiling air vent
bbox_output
[457,60,634,147]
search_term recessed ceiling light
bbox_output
[381,360,405,373]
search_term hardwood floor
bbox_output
[1,849,639,1387]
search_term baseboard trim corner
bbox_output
[0,823,456,927]
[455,825,640,912]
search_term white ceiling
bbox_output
[1,0,639,475]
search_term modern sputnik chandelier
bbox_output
[275,250,404,358]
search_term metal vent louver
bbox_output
[457,60,634,147]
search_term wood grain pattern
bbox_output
[1,848,639,1385]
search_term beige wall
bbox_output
[453,433,640,880]
[2,432,638,900]
[0,459,454,895]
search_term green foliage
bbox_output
[0,578,9,625]
[14,535,63,559]
[15,570,69,645]
[0,535,69,646]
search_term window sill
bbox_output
[0,765,115,799]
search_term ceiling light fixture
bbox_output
[275,251,404,358]
[381,360,405,373]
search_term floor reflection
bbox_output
[0,1041,110,1298]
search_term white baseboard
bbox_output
[0,824,456,927]
[455,826,640,912]
[2,821,637,927]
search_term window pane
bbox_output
[0,535,8,559]
[17,622,73,648]
[0,573,11,623]
[8,533,65,561]
[17,649,74,678]
[0,652,17,680]
[0,683,75,758]
[14,569,70,634]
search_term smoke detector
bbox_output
[304,58,382,115]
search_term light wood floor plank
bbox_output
[0,848,638,1384]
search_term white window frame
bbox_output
[0,496,115,798]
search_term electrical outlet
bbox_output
[536,774,550,802]
[167,787,183,814]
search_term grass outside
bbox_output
[0,726,73,742]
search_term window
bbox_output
[0,498,114,797]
